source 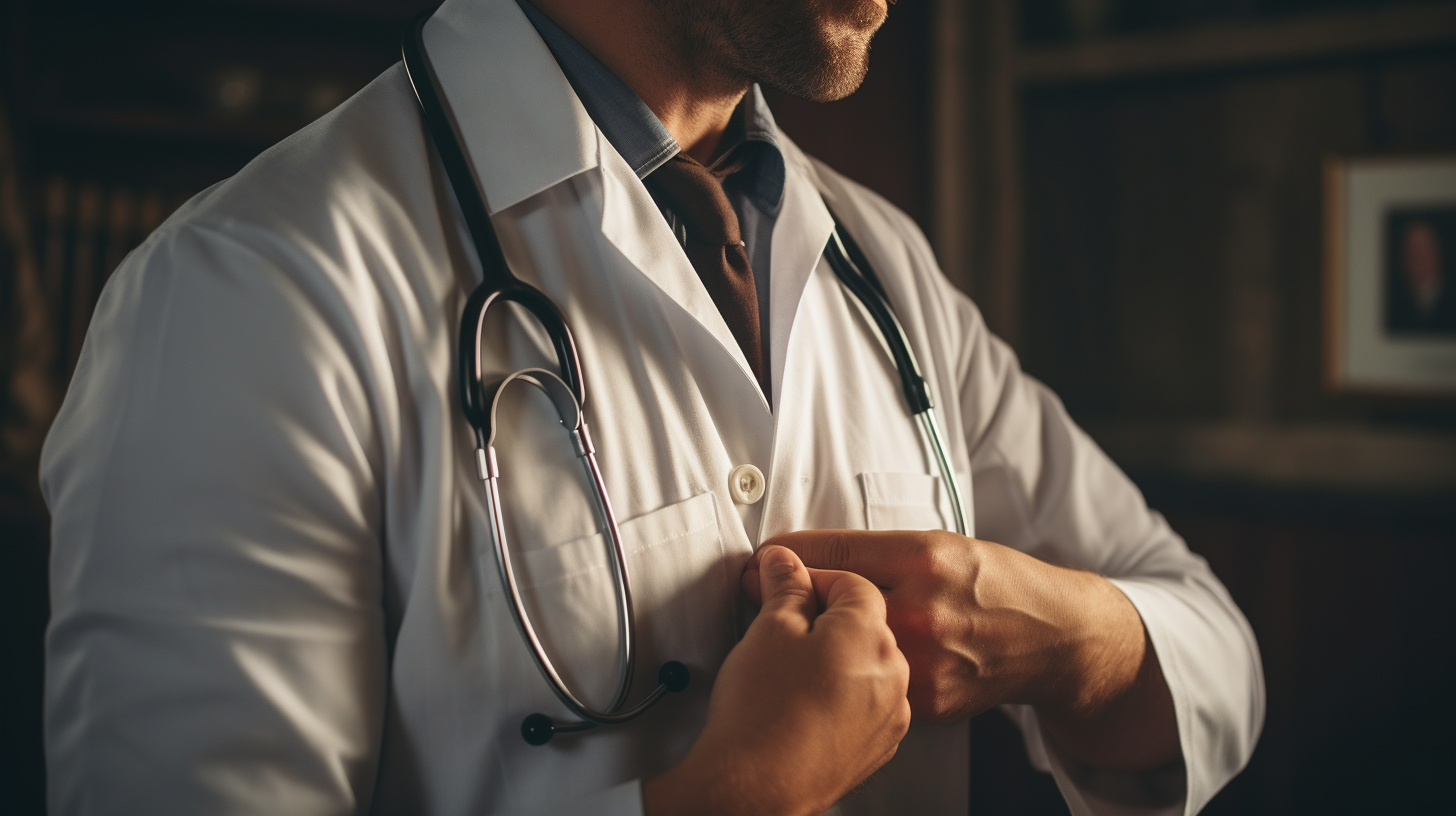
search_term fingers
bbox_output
[744,530,898,604]
[741,553,764,605]
[742,553,889,625]
[764,530,908,587]
[754,545,818,630]
[809,568,888,622]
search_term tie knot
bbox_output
[644,154,741,246]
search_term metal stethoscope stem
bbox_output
[475,369,689,746]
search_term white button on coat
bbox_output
[728,464,765,504]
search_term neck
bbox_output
[528,0,748,164]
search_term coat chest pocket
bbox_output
[859,471,974,536]
[507,491,733,711]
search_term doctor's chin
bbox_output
[2,1,1452,814]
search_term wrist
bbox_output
[642,750,746,816]
[1048,570,1147,716]
[643,741,811,816]
[642,758,708,816]
[1033,574,1182,771]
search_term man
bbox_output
[41,0,1263,813]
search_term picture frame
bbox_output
[1325,154,1456,395]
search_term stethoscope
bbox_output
[401,10,967,747]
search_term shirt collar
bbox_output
[730,86,787,216]
[516,0,785,213]
[515,0,676,177]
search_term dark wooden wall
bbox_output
[1021,51,1456,425]
[1003,2,1456,813]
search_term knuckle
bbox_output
[896,699,913,733]
[764,605,808,630]
[822,531,856,571]
[922,538,960,582]
[904,532,937,571]
[891,649,911,687]
[877,624,900,656]
[770,584,813,602]
[893,605,936,643]
[897,532,952,583]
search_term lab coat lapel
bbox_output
[597,136,771,412]
[423,0,769,410]
[767,140,835,410]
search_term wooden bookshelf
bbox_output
[1017,2,1456,86]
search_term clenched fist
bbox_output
[644,545,911,816]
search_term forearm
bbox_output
[1034,571,1180,772]
[642,757,740,816]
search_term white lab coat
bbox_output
[40,0,1263,814]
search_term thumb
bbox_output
[753,545,818,626]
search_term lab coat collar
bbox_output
[424,0,597,215]
[424,0,770,410]
[421,0,834,415]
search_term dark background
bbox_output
[3,1,1454,814]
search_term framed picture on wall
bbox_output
[1325,154,1456,395]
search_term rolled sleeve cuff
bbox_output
[1001,575,1263,816]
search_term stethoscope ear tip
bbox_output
[521,713,556,746]
[658,661,690,694]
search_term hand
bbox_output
[743,530,1179,772]
[644,545,911,816]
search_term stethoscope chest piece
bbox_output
[520,660,690,746]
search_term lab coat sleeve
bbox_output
[41,207,655,816]
[950,299,1265,816]
[40,220,393,815]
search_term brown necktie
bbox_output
[644,153,768,397]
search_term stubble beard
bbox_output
[655,0,887,103]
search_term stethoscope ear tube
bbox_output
[402,12,509,288]
[407,9,690,747]
[824,224,932,414]
[406,9,586,417]
[824,218,970,536]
